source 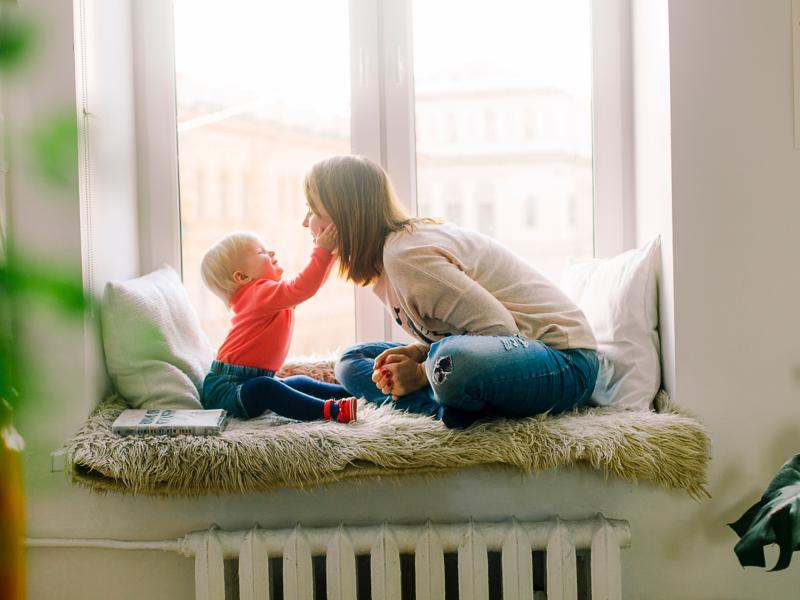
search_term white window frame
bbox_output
[591,0,636,257]
[131,0,634,343]
[349,0,389,343]
[131,0,182,275]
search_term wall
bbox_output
[665,0,800,593]
[19,1,800,599]
[626,0,800,596]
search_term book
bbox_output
[112,409,228,437]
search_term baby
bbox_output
[200,226,357,423]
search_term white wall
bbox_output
[624,1,800,596]
[19,1,800,599]
[664,0,800,594]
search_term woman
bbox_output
[302,155,599,428]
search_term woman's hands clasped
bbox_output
[371,344,429,401]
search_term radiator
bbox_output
[180,515,630,600]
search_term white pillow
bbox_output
[100,265,215,409]
[562,238,661,411]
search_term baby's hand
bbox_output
[315,223,338,252]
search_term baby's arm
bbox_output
[264,224,337,308]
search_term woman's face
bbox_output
[302,197,333,239]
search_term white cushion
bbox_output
[562,238,661,410]
[100,265,215,409]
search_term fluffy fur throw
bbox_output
[65,360,711,499]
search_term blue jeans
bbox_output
[335,336,599,428]
[202,360,350,420]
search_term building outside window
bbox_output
[412,0,594,281]
[174,0,354,356]
[526,196,539,229]
[477,202,496,238]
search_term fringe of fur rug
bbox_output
[65,360,711,499]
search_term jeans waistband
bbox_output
[210,360,275,379]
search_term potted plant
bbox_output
[729,454,800,571]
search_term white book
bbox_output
[112,409,228,437]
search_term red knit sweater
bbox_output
[216,246,334,371]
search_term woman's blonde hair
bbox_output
[201,231,262,305]
[304,155,433,286]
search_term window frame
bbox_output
[131,0,183,275]
[132,0,634,344]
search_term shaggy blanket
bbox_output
[65,360,711,499]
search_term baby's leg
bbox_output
[279,375,350,400]
[240,376,354,422]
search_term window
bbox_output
[477,203,496,238]
[411,0,594,282]
[568,196,577,228]
[133,0,633,347]
[526,196,539,229]
[445,202,462,224]
[173,0,355,355]
[484,110,497,143]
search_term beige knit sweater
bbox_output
[371,222,596,351]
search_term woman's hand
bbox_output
[314,223,338,252]
[371,346,429,401]
[373,344,426,369]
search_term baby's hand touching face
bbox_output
[315,223,338,252]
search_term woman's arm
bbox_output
[388,246,519,337]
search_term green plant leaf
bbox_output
[729,454,800,571]
[0,259,88,315]
[0,256,89,415]
[28,111,79,188]
[0,5,36,74]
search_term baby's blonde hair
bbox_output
[201,231,263,305]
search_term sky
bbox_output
[173,0,592,117]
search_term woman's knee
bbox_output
[425,337,485,410]
[426,337,481,385]
[338,342,369,362]
[335,341,404,383]
[334,342,382,388]
[333,355,356,388]
[334,343,369,381]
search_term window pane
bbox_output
[412,0,594,282]
[174,0,354,356]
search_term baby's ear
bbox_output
[232,270,248,284]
